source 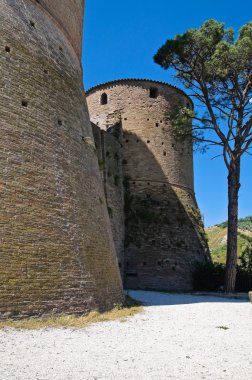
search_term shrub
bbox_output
[193,262,225,291]
[193,260,252,292]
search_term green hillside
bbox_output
[207,216,252,264]
[216,216,252,232]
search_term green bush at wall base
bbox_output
[193,261,252,292]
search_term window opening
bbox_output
[100,93,108,105]
[150,87,158,98]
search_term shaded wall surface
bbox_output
[92,123,125,279]
[0,0,123,318]
[87,79,209,291]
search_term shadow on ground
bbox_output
[128,290,248,306]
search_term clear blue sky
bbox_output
[82,0,252,227]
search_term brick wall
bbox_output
[31,0,84,60]
[92,123,125,279]
[87,79,209,291]
[0,0,123,319]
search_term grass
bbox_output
[216,326,229,330]
[0,297,143,330]
[207,225,252,264]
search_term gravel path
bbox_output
[0,291,251,380]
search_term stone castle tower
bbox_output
[0,0,123,318]
[87,79,209,291]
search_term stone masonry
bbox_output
[87,79,210,291]
[0,0,123,319]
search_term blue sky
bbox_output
[82,0,252,227]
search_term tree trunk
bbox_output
[224,158,241,293]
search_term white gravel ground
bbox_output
[0,291,251,380]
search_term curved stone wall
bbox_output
[87,79,209,291]
[87,80,194,191]
[32,0,84,60]
[0,0,123,318]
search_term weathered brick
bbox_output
[0,0,123,319]
[87,79,210,291]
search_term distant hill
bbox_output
[206,216,252,264]
[216,216,252,233]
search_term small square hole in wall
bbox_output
[59,46,63,52]
[5,45,10,53]
[44,69,48,74]
[58,119,62,126]
[21,100,28,107]
[156,123,159,127]
[147,140,150,144]
[30,20,35,27]
[163,151,167,156]
[150,87,158,98]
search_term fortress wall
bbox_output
[92,124,125,279]
[86,80,194,191]
[87,80,209,290]
[31,0,84,60]
[0,0,123,318]
[123,181,208,290]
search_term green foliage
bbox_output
[207,225,252,264]
[155,19,252,293]
[165,105,206,152]
[154,19,252,88]
[154,19,252,158]
[216,326,229,330]
[193,261,252,292]
[82,136,96,150]
[193,261,225,291]
[217,216,252,232]
[238,216,252,232]
[239,245,252,274]
[188,207,208,242]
